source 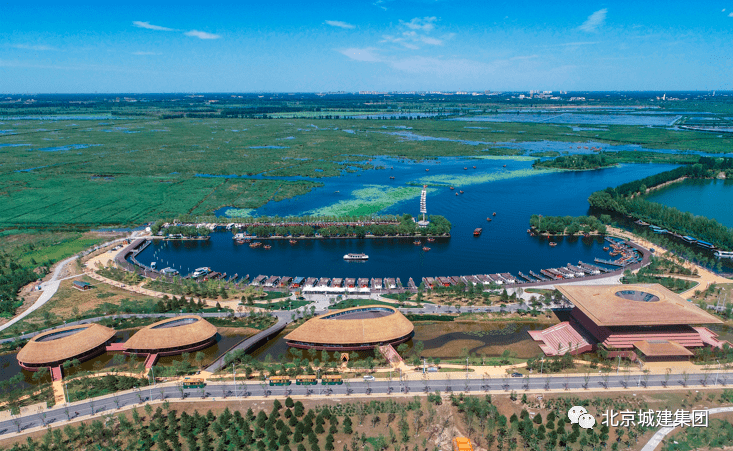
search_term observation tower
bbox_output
[417,185,429,227]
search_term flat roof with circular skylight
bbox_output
[615,290,660,303]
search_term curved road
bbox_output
[640,406,733,451]
[0,254,81,334]
[0,235,141,334]
[1,371,730,438]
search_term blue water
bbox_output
[30,144,100,152]
[645,178,733,228]
[139,158,677,282]
[451,113,679,126]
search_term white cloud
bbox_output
[338,47,384,62]
[373,0,389,11]
[401,17,437,32]
[185,30,222,40]
[419,36,443,46]
[579,8,607,32]
[729,11,733,16]
[13,44,57,51]
[133,21,176,31]
[132,51,161,55]
[325,20,355,29]
[381,24,448,49]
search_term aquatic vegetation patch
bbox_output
[306,185,425,216]
[410,168,553,187]
[471,155,536,161]
[223,208,255,217]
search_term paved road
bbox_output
[2,371,730,437]
[640,406,733,451]
[0,236,137,334]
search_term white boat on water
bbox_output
[192,267,212,277]
[343,253,368,261]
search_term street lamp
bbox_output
[540,357,544,375]
[715,360,721,386]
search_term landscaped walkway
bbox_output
[640,406,733,451]
[607,226,732,298]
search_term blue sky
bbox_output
[1,1,732,93]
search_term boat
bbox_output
[389,176,395,180]
[343,253,369,261]
[492,212,496,216]
[334,190,340,193]
[459,190,464,194]
[715,250,733,259]
[413,240,421,245]
[450,186,454,190]
[472,166,476,169]
[425,168,429,172]
[192,267,212,278]
[549,242,557,247]
[422,246,431,251]
[464,167,468,170]
[696,240,716,249]
[503,164,506,167]
[455,193,459,196]
[487,218,492,222]
[603,247,609,251]
[289,239,297,244]
[427,238,435,242]
[263,245,272,249]
[474,228,483,236]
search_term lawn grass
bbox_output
[0,275,162,336]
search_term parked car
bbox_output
[363,375,375,381]
[511,372,523,378]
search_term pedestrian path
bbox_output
[640,406,733,451]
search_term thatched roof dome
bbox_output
[285,306,414,346]
[17,324,116,366]
[123,315,217,352]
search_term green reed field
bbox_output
[1,115,732,228]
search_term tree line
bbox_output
[529,214,608,235]
[588,156,733,250]
[233,214,451,238]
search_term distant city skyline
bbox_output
[2,1,732,93]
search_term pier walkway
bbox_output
[204,312,290,373]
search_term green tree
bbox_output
[342,417,353,435]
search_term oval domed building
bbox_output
[285,305,414,351]
[17,323,116,371]
[122,315,218,356]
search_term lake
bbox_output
[645,178,733,228]
[138,157,677,282]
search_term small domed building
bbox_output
[284,305,414,351]
[121,315,218,356]
[17,324,116,371]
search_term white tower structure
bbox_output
[417,185,429,227]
